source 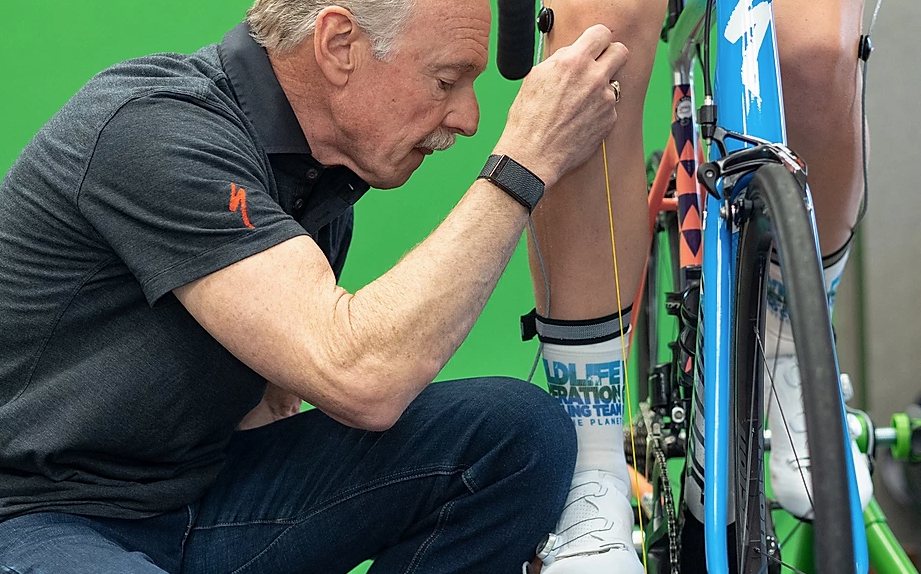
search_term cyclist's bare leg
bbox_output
[525,1,663,571]
[765,0,873,520]
[775,0,866,254]
[529,0,660,318]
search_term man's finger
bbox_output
[595,42,630,83]
[568,24,616,61]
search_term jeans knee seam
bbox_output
[227,523,296,574]
[402,500,453,574]
[226,473,463,574]
[1,566,23,574]
[460,468,480,494]
[194,464,468,530]
[179,505,194,560]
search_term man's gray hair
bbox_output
[246,0,415,60]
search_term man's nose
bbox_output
[445,89,480,138]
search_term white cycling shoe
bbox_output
[766,355,873,519]
[526,469,644,574]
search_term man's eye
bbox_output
[438,79,454,91]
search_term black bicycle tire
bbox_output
[731,183,772,574]
[740,163,856,573]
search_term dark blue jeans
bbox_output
[0,378,576,574]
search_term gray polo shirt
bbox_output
[0,23,369,520]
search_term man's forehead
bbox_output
[405,0,491,69]
[408,0,491,40]
[413,0,491,20]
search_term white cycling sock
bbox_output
[763,247,873,518]
[543,335,631,497]
[529,310,642,573]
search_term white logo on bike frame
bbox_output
[725,0,773,114]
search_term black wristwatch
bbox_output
[477,154,545,213]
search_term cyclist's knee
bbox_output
[545,0,665,130]
[544,0,665,55]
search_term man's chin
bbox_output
[365,173,413,190]
[365,152,427,189]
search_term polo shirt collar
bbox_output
[218,23,312,155]
[217,22,371,228]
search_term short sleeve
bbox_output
[78,92,308,304]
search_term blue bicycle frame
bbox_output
[689,0,871,571]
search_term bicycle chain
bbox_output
[650,437,680,574]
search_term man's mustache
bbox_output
[418,129,456,152]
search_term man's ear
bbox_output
[313,7,365,87]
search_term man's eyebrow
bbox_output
[438,62,485,74]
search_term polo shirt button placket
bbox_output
[294,168,318,216]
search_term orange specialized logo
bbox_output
[229,183,255,229]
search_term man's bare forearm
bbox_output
[330,179,529,421]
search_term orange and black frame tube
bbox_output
[670,83,704,281]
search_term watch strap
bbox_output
[477,154,545,212]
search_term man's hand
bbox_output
[494,25,629,189]
[238,383,303,430]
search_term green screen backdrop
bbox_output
[0,2,673,571]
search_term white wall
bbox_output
[837,0,921,553]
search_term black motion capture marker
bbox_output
[537,6,554,34]
[478,154,545,213]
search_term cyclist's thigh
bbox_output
[0,513,168,574]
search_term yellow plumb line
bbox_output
[602,139,649,574]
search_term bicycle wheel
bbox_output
[731,163,855,573]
